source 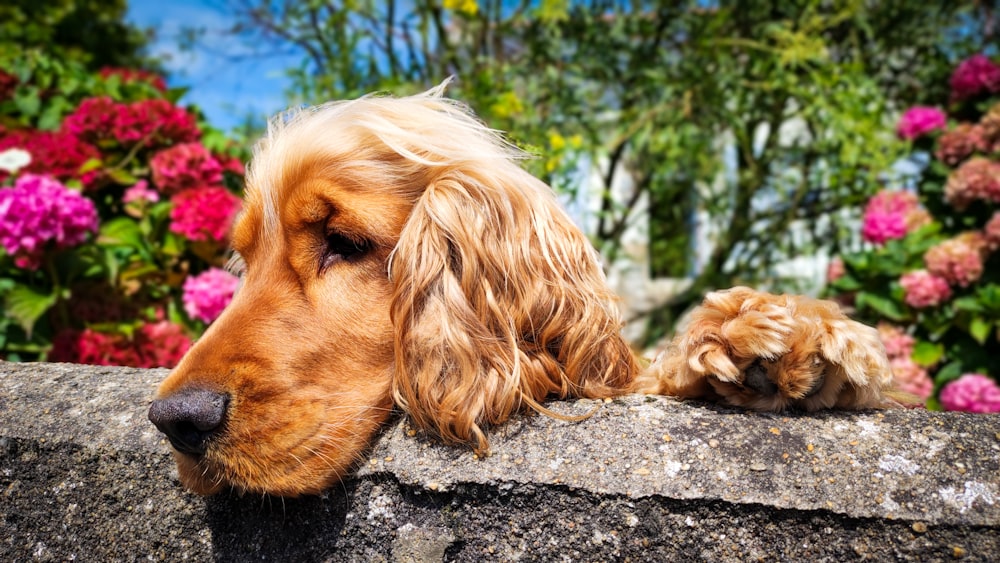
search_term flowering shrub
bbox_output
[0,59,246,368]
[827,54,1000,411]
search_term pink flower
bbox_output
[878,323,915,359]
[984,211,1000,251]
[151,142,223,194]
[826,256,845,284]
[899,270,952,308]
[0,174,99,270]
[944,157,1000,210]
[169,186,242,242]
[950,54,1000,101]
[122,180,160,204]
[935,124,989,166]
[182,268,240,323]
[860,190,929,245]
[896,106,947,140]
[924,232,988,288]
[889,357,934,401]
[113,99,200,147]
[862,210,907,244]
[940,374,1000,413]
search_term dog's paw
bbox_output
[640,288,895,411]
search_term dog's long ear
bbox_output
[389,166,637,453]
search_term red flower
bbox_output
[63,96,120,143]
[113,99,200,147]
[0,129,101,186]
[169,186,242,242]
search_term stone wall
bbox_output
[1,361,998,561]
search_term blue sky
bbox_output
[126,0,299,132]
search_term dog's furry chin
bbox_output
[149,85,897,497]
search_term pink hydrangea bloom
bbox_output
[151,142,223,194]
[899,270,952,308]
[122,180,160,204]
[183,268,240,323]
[944,157,1000,210]
[889,357,934,400]
[939,374,1000,413]
[878,323,915,359]
[896,106,947,140]
[169,186,242,242]
[861,210,907,244]
[113,99,200,147]
[860,190,929,245]
[984,211,1000,251]
[924,232,988,288]
[0,174,99,270]
[935,124,989,166]
[950,54,1000,101]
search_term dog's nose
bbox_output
[148,389,229,455]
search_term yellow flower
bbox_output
[489,91,523,119]
[549,132,566,151]
[444,0,479,16]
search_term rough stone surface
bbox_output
[1,361,999,561]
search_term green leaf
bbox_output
[933,361,964,385]
[98,217,144,249]
[106,167,139,185]
[912,341,945,367]
[4,284,57,337]
[968,316,992,345]
[856,291,907,322]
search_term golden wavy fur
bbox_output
[149,85,897,497]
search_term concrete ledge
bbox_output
[1,361,998,561]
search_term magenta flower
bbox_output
[169,186,242,242]
[122,180,160,204]
[151,142,224,194]
[183,268,240,323]
[899,270,952,308]
[940,374,1000,413]
[950,54,1000,101]
[924,232,988,288]
[860,190,929,245]
[0,174,99,270]
[896,106,947,140]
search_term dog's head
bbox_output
[148,85,637,496]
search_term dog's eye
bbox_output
[320,232,369,272]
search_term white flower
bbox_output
[0,148,31,174]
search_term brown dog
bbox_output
[148,85,895,497]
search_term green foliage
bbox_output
[0,0,155,71]
[221,0,993,342]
